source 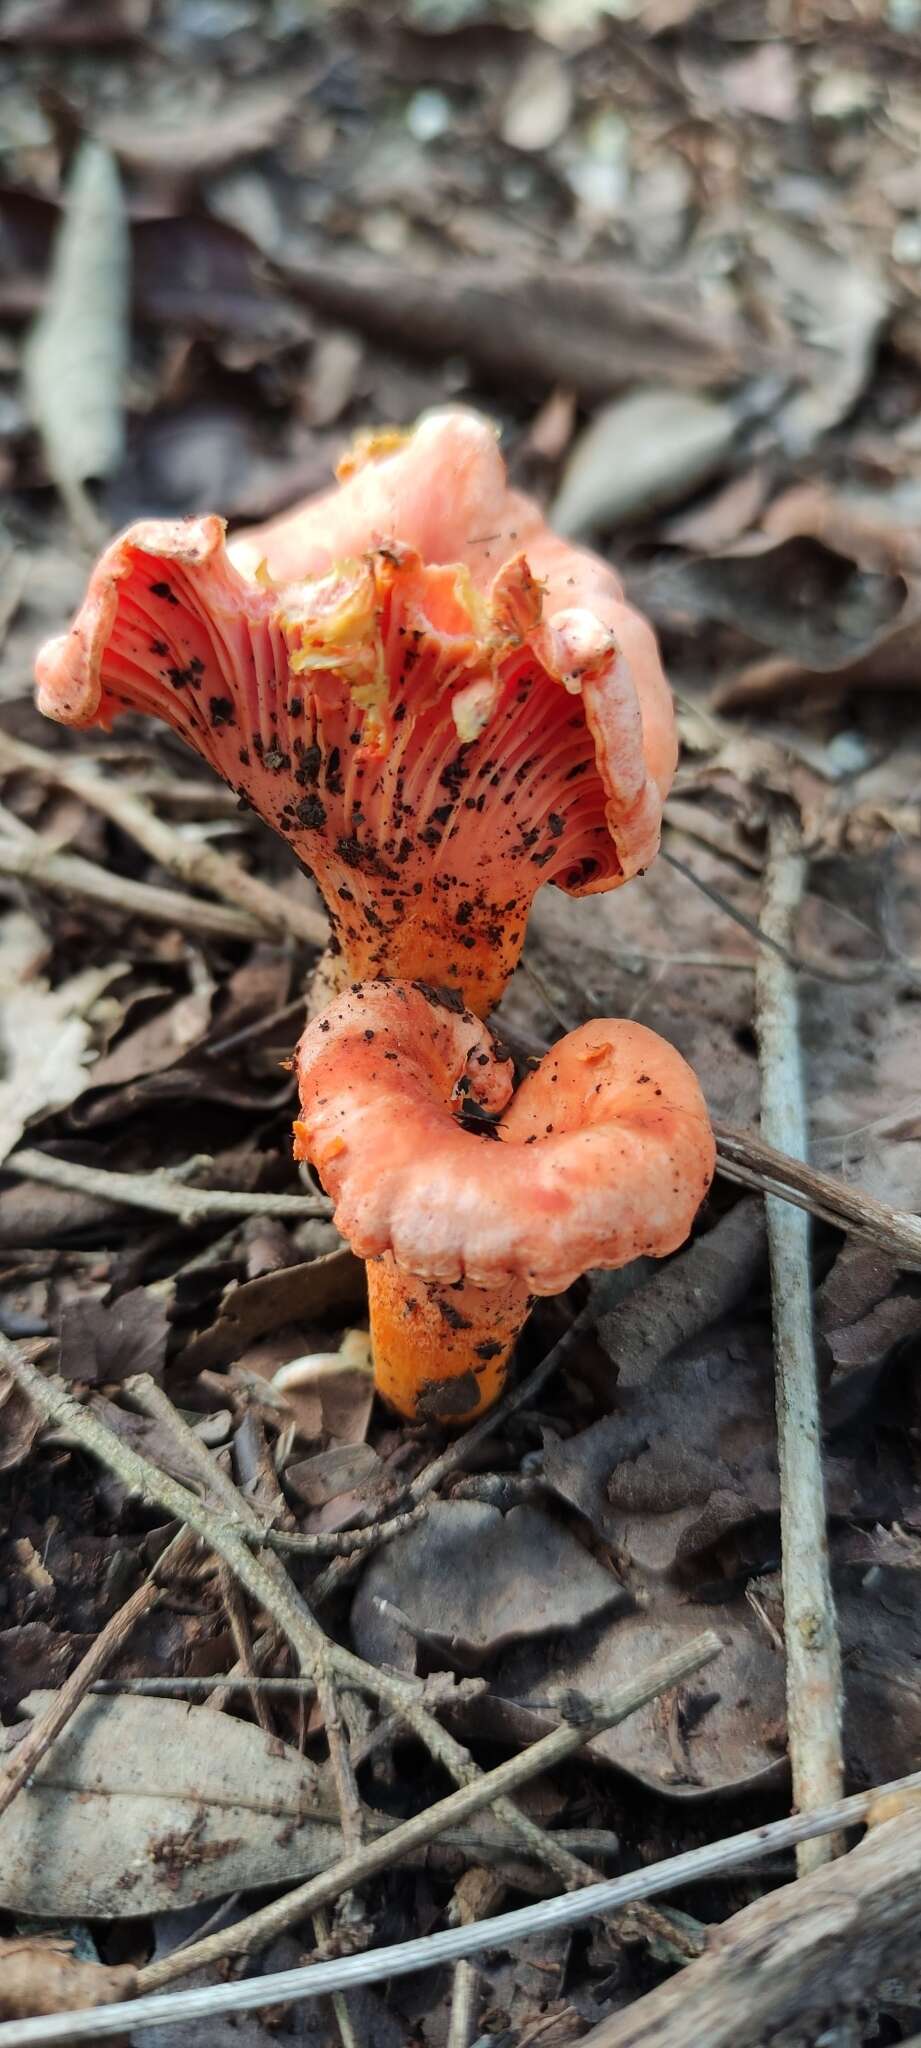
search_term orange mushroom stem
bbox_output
[293,981,716,1423]
[35,410,676,1017]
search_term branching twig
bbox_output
[757,810,844,1873]
[5,1147,331,1223]
[0,728,327,948]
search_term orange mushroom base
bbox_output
[293,980,716,1431]
[367,1253,528,1423]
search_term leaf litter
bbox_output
[3,1,921,2041]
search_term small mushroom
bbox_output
[35,410,675,1015]
[293,981,716,1423]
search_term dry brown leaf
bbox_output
[352,1501,628,1671]
[23,140,128,533]
[0,909,125,1164]
[176,1246,364,1373]
[58,1284,171,1385]
[551,389,739,536]
[283,250,750,398]
[0,1936,136,2022]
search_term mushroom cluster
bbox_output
[36,408,714,1424]
[294,982,715,1422]
[36,409,675,1015]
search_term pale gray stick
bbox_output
[1,1769,919,2047]
[757,810,844,1872]
[6,1148,331,1223]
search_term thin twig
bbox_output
[0,828,268,941]
[259,1503,429,1555]
[0,728,327,948]
[713,1122,921,1269]
[757,809,844,1873]
[447,1961,480,2048]
[5,1147,331,1223]
[2,1768,921,2047]
[0,1526,196,1824]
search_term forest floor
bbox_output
[1,1,921,2043]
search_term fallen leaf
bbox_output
[750,217,888,451]
[58,1285,171,1385]
[0,1937,136,2022]
[285,1441,382,1508]
[98,80,301,180]
[176,1247,364,1373]
[134,214,309,345]
[638,536,909,671]
[721,43,798,123]
[550,389,740,536]
[283,250,750,398]
[0,908,124,1164]
[488,1591,788,1798]
[0,1691,580,1917]
[351,1501,628,1671]
[23,141,128,528]
[501,49,573,152]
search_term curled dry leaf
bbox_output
[176,1245,363,1374]
[351,1501,629,1671]
[23,140,128,531]
[0,1936,136,2022]
[751,217,888,451]
[0,908,125,1164]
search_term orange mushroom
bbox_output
[35,411,676,1015]
[293,981,715,1422]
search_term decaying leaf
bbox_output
[750,217,889,450]
[0,908,124,1164]
[0,1690,595,1917]
[58,1284,171,1385]
[551,388,740,536]
[637,536,909,672]
[0,1936,136,2022]
[23,140,128,530]
[351,1501,628,1670]
[0,1691,335,1916]
[176,1246,364,1373]
[488,1590,788,1798]
[284,251,750,397]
